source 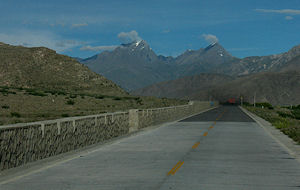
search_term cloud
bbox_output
[162,29,171,34]
[80,30,142,52]
[80,45,118,51]
[202,34,218,44]
[117,30,142,44]
[0,30,81,52]
[71,23,88,28]
[255,9,300,15]
[285,16,294,20]
[55,40,80,48]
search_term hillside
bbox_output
[190,71,300,105]
[0,42,187,125]
[134,69,300,105]
[0,42,125,96]
[132,73,234,99]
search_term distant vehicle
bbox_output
[228,98,236,104]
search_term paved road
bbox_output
[1,106,300,189]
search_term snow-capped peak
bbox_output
[211,42,217,46]
[135,40,142,47]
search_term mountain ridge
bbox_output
[80,40,300,94]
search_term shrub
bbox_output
[0,88,16,95]
[291,109,300,120]
[113,97,122,100]
[277,111,294,119]
[1,105,9,109]
[95,95,104,99]
[66,100,75,105]
[61,113,69,117]
[255,102,273,109]
[27,91,47,97]
[69,94,77,99]
[11,112,21,118]
[243,102,252,106]
[25,89,47,96]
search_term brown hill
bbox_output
[132,73,234,99]
[0,42,126,96]
[189,71,300,105]
[133,70,300,105]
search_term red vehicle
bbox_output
[228,98,236,104]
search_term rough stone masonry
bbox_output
[0,101,216,171]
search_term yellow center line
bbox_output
[215,111,225,121]
[192,142,200,149]
[167,161,183,176]
[172,161,184,175]
[203,132,208,136]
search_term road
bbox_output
[1,106,300,189]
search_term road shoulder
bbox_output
[240,106,300,163]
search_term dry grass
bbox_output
[245,106,300,144]
[0,86,187,125]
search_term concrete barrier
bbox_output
[0,101,217,171]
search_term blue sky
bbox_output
[1,0,300,58]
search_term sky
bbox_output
[1,0,300,58]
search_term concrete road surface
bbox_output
[1,106,300,189]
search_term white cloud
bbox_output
[202,34,218,44]
[80,45,118,51]
[285,16,294,20]
[162,29,171,34]
[71,23,88,28]
[117,30,142,44]
[255,9,300,15]
[80,30,142,52]
[0,30,82,52]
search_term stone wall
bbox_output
[137,101,215,129]
[0,101,217,171]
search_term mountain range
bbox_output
[80,40,300,92]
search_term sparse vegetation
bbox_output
[0,43,187,126]
[69,94,77,99]
[255,102,274,109]
[1,105,9,109]
[0,86,187,125]
[61,114,70,117]
[66,99,75,105]
[10,112,21,118]
[245,104,300,144]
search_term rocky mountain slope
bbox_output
[221,44,300,76]
[81,40,176,90]
[0,42,126,96]
[81,42,240,90]
[173,43,239,77]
